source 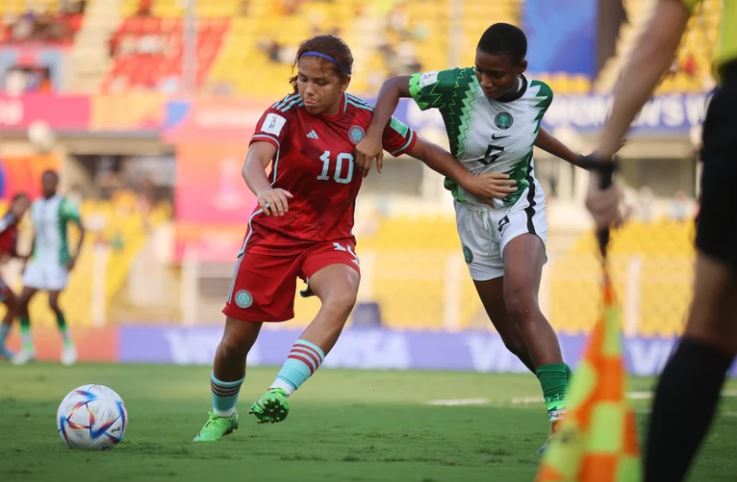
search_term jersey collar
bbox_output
[494,75,528,103]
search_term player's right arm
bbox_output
[245,104,296,217]
[242,142,293,217]
[355,75,411,175]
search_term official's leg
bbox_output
[644,255,737,482]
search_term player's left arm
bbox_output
[534,128,586,167]
[69,218,85,270]
[405,138,517,200]
[62,200,85,271]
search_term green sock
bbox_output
[536,363,570,422]
[56,313,73,347]
[19,315,33,351]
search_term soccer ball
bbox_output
[56,384,128,450]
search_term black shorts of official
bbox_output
[696,61,737,272]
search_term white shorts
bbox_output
[454,179,548,281]
[23,261,69,291]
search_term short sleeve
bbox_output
[381,116,417,156]
[60,198,81,223]
[530,80,554,113]
[249,105,292,150]
[408,68,461,110]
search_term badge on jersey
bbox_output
[419,71,439,88]
[348,125,366,144]
[494,112,513,130]
[462,245,473,264]
[262,113,287,136]
[234,289,253,309]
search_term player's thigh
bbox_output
[18,285,39,306]
[222,249,300,322]
[0,278,14,305]
[501,233,546,301]
[301,240,361,305]
[454,202,504,281]
[48,289,62,304]
[696,82,737,272]
[684,253,737,355]
[473,278,524,343]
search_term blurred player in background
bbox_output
[0,193,31,360]
[193,34,513,442]
[12,170,85,366]
[583,0,737,479]
[357,23,583,447]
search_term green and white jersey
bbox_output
[30,195,81,266]
[409,68,553,207]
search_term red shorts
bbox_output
[222,238,360,322]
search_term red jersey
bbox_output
[0,213,19,255]
[247,93,417,248]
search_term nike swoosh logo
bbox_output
[491,134,510,140]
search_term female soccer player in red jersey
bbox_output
[0,193,30,360]
[194,34,515,441]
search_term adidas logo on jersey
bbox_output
[306,130,319,139]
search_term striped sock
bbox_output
[210,374,244,417]
[19,316,33,351]
[271,339,326,395]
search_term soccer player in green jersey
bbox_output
[357,23,584,446]
[584,0,737,479]
[12,170,85,366]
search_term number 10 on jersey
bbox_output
[318,150,354,184]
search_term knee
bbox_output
[219,336,249,360]
[323,289,357,316]
[505,295,533,322]
[48,300,61,313]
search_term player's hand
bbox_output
[583,154,622,229]
[355,134,384,177]
[257,188,293,217]
[67,255,77,271]
[461,172,517,200]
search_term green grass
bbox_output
[2,364,737,482]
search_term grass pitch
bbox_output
[2,363,737,482]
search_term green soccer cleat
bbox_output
[193,411,239,442]
[249,388,289,424]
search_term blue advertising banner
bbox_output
[119,326,737,377]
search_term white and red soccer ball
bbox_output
[56,384,127,450]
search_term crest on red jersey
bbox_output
[348,125,366,144]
